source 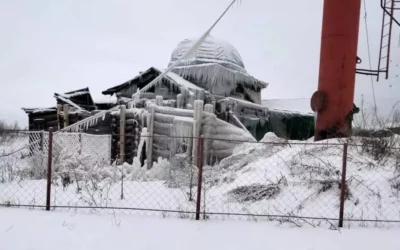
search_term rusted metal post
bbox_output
[338,143,348,227]
[46,127,53,211]
[78,133,82,155]
[312,0,362,141]
[195,136,204,220]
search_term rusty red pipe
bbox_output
[312,0,362,141]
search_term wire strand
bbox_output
[362,0,378,119]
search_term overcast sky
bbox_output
[1,0,399,127]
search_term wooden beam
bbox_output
[63,104,69,128]
[56,104,62,130]
[192,100,203,167]
[146,104,156,169]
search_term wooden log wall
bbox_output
[111,107,145,164]
[28,110,62,131]
[105,94,265,167]
[151,109,194,166]
[149,96,196,168]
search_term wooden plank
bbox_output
[63,104,69,128]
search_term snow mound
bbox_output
[203,137,400,225]
[260,132,287,143]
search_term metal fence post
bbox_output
[46,127,53,211]
[195,136,204,220]
[338,143,348,227]
[40,130,44,152]
[78,133,82,155]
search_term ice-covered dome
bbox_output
[167,36,267,102]
[168,36,247,73]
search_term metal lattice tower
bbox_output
[377,0,399,81]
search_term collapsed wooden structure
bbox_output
[22,36,315,167]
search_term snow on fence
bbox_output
[1,129,400,228]
[0,130,112,208]
[52,132,112,164]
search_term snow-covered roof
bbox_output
[63,87,91,98]
[103,67,204,96]
[54,94,84,111]
[64,90,90,98]
[93,94,118,104]
[168,36,268,94]
[22,107,56,114]
[262,98,314,116]
[168,36,246,73]
[32,108,56,114]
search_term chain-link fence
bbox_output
[344,140,400,227]
[202,139,345,226]
[1,130,400,227]
[0,130,49,208]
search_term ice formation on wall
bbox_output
[59,106,120,133]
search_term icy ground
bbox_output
[0,208,399,250]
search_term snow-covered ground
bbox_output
[1,132,400,228]
[0,208,399,250]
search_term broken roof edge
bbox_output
[64,87,95,107]
[269,108,314,117]
[171,63,268,90]
[102,67,157,95]
[102,66,203,96]
[54,93,84,111]
[261,99,313,116]
[64,87,90,95]
[22,107,56,114]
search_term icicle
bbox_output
[56,105,120,134]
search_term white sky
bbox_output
[0,0,399,127]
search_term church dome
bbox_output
[167,36,267,101]
[168,36,247,73]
